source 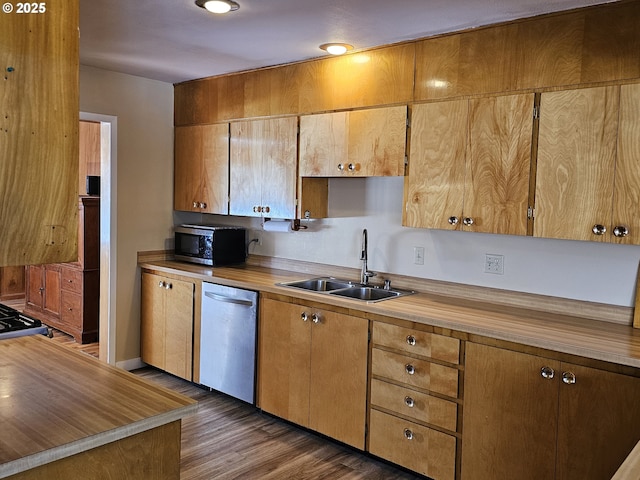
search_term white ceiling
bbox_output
[79,0,615,85]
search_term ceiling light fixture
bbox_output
[319,43,354,56]
[195,0,240,14]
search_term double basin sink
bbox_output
[277,276,414,303]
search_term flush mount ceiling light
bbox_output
[319,43,354,55]
[195,0,240,14]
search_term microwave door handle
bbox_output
[204,291,254,307]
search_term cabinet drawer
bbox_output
[372,348,459,398]
[370,379,457,432]
[369,409,456,480]
[61,267,83,295]
[373,322,459,364]
[61,290,82,327]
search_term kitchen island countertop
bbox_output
[0,335,197,479]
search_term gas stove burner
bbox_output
[0,303,48,339]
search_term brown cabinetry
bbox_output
[174,124,230,214]
[368,321,461,480]
[257,297,368,449]
[0,266,25,301]
[140,272,194,381]
[404,93,534,235]
[535,83,640,244]
[230,117,298,219]
[299,106,407,177]
[24,197,100,343]
[462,342,640,480]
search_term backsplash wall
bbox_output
[183,176,640,308]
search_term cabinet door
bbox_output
[309,309,368,449]
[461,343,560,480]
[465,93,533,235]
[43,265,62,317]
[404,100,468,230]
[300,111,349,176]
[163,277,194,380]
[258,298,311,427]
[230,118,297,218]
[175,124,229,214]
[141,273,167,370]
[611,83,640,245]
[556,363,640,480]
[535,86,619,241]
[25,265,44,310]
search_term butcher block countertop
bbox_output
[0,335,197,479]
[141,260,640,369]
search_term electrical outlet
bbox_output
[413,246,425,265]
[251,230,262,246]
[484,254,504,275]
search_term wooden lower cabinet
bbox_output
[0,266,25,300]
[462,342,640,480]
[257,296,369,449]
[140,272,194,381]
[368,321,461,480]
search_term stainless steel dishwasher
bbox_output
[200,282,258,404]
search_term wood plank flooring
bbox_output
[135,367,423,480]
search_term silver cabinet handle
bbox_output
[199,202,207,209]
[263,206,270,214]
[204,291,253,306]
[404,396,415,408]
[158,281,164,288]
[192,201,198,208]
[448,216,459,225]
[613,225,629,237]
[301,312,308,322]
[405,364,415,375]
[311,313,320,324]
[562,371,576,385]
[463,217,474,226]
[541,366,555,379]
[406,335,416,346]
[347,163,355,171]
[404,428,414,440]
[165,282,173,290]
[337,163,344,171]
[592,224,607,235]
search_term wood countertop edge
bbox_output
[0,403,198,479]
[140,261,640,369]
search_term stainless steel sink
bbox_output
[277,277,356,292]
[277,277,414,303]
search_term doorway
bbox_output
[80,112,117,365]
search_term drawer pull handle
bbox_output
[405,364,415,375]
[562,371,576,385]
[311,313,320,324]
[406,335,416,346]
[404,396,415,408]
[540,366,555,380]
[301,312,308,322]
[404,428,414,440]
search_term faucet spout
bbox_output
[360,228,376,285]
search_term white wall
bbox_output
[206,176,640,308]
[79,65,175,363]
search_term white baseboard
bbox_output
[116,357,146,371]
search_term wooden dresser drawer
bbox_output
[369,409,456,480]
[60,267,83,295]
[61,290,82,326]
[372,348,459,398]
[370,379,457,432]
[373,322,460,364]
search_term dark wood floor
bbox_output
[8,296,422,479]
[135,367,423,480]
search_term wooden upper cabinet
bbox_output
[174,124,229,214]
[404,93,534,235]
[0,0,79,266]
[299,106,407,177]
[230,117,297,219]
[404,100,468,230]
[534,86,640,243]
[79,121,101,195]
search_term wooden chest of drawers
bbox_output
[368,320,462,480]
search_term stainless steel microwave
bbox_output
[174,225,246,266]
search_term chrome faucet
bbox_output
[360,228,377,285]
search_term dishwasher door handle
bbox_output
[204,291,254,307]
